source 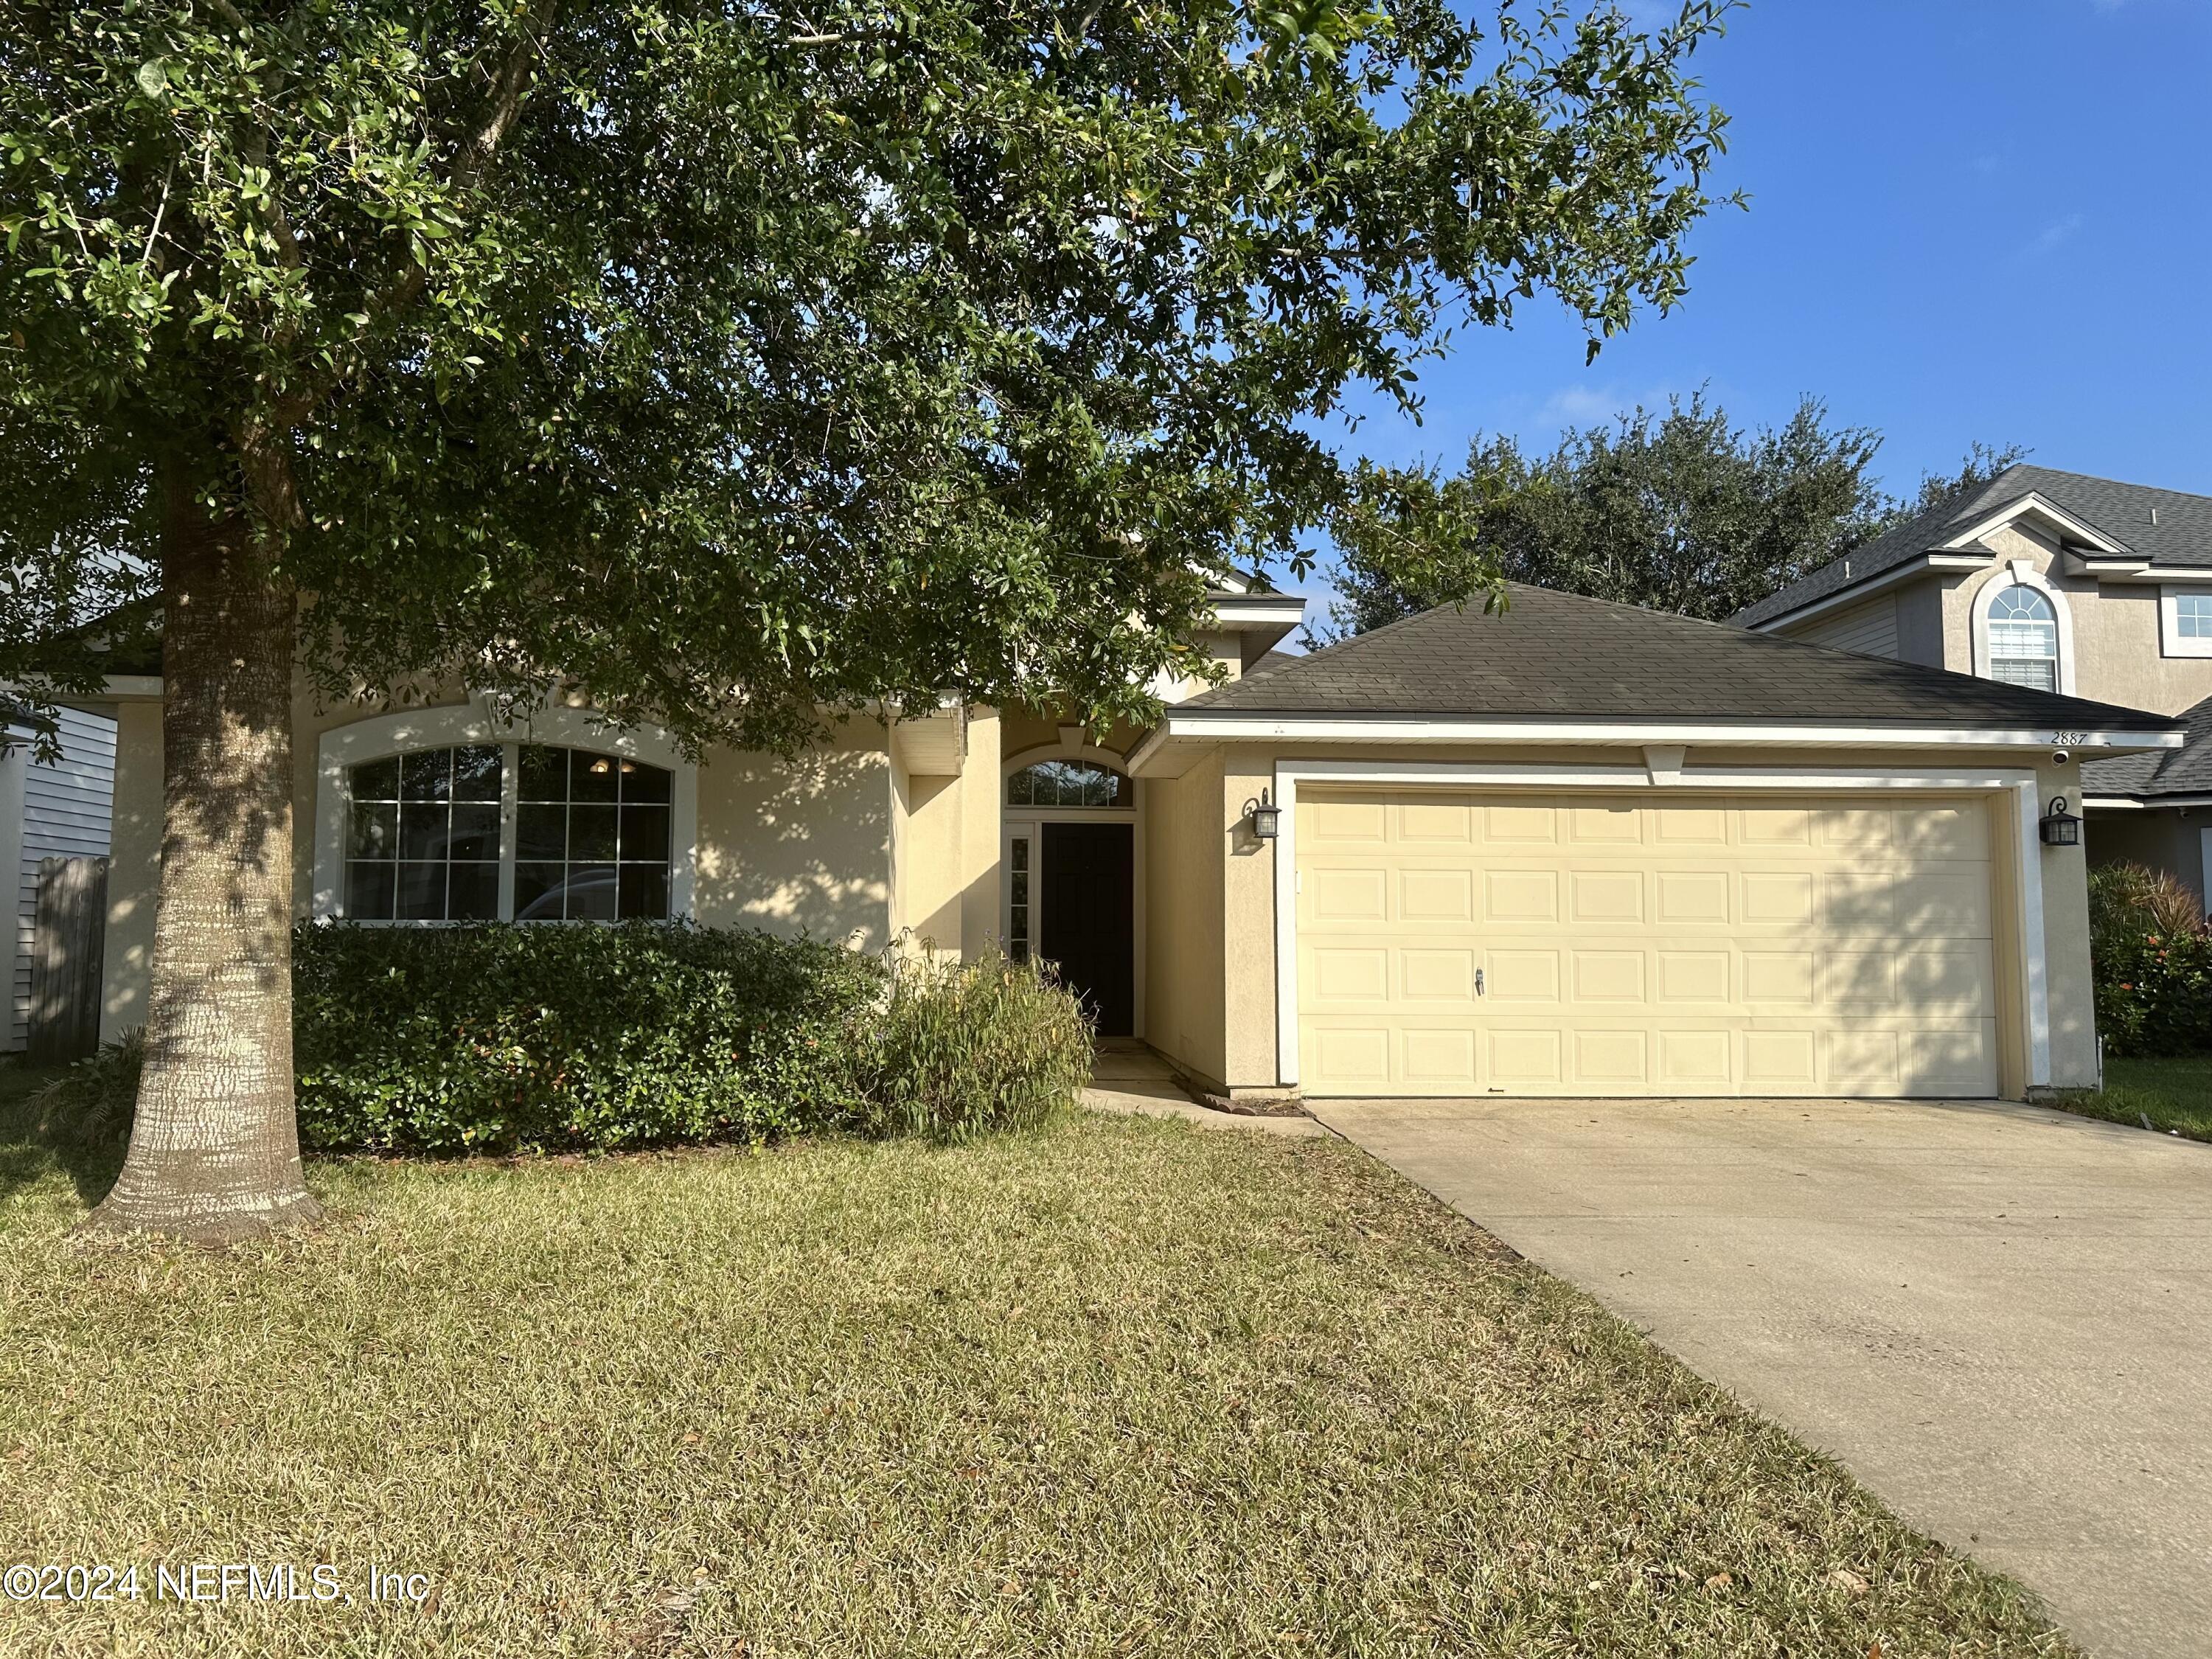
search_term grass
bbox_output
[2051,1053,2212,1142]
[0,1057,2076,1658]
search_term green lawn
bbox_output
[2051,1054,2212,1142]
[0,1058,2074,1657]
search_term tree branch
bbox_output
[348,1,563,361]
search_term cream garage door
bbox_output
[1295,791,2002,1098]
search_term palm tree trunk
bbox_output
[83,453,319,1243]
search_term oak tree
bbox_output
[1,0,1736,1240]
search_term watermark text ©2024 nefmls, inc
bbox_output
[4,1562,431,1606]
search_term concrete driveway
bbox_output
[1307,1095,2212,1659]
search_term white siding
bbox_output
[7,707,117,1052]
[1796,594,1900,658]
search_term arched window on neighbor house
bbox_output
[1985,586,2060,693]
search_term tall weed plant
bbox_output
[855,947,1094,1142]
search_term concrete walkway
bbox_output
[1309,1094,2212,1659]
[1084,1046,1327,1136]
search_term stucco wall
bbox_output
[698,723,891,947]
[1180,740,2099,1099]
[98,689,909,1039]
[1940,523,2212,717]
[1142,747,1228,1089]
[1775,526,2212,715]
[886,711,1000,958]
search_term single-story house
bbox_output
[74,583,2183,1103]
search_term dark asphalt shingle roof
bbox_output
[2080,692,2212,798]
[1733,465,2212,629]
[1180,583,2177,733]
[1242,648,1301,680]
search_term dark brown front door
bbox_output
[1038,821,1134,1037]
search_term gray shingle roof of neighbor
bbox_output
[2080,692,2212,798]
[1174,582,2180,733]
[1242,647,1302,680]
[1732,465,2212,629]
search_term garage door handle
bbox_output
[1475,967,1484,997]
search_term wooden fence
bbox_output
[27,855,108,1064]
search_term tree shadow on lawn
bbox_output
[0,1061,127,1210]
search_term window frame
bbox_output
[2160,586,2212,659]
[312,700,696,924]
[1983,585,2060,693]
[1969,563,2076,696]
[1004,757,1135,810]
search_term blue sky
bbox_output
[1309,0,2212,613]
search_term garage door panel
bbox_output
[1402,1028,1477,1084]
[1297,790,2002,1099]
[1742,807,1812,845]
[1571,950,1646,1003]
[1399,802,1473,843]
[1743,872,1815,924]
[1899,945,1995,1015]
[1744,1029,1820,1088]
[1659,1029,1733,1086]
[1309,800,1387,844]
[1574,1029,1649,1085]
[1310,945,1388,1002]
[1658,950,1731,1003]
[1402,948,1477,1001]
[1400,868,1473,922]
[1743,950,1816,1004]
[1822,950,1900,1007]
[1486,949,1559,1001]
[1488,1028,1562,1085]
[1311,867,1388,922]
[1484,803,1557,843]
[1570,869,1644,922]
[1656,871,1731,923]
[1484,869,1559,922]
[1827,1029,1902,1090]
[1569,804,1644,843]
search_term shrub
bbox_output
[27,1028,145,1150]
[853,950,1094,1141]
[36,925,1095,1156]
[2088,863,2212,1058]
[291,920,882,1153]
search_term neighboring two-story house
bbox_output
[1735,465,2212,905]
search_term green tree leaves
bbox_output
[1321,393,2024,637]
[1,0,1738,745]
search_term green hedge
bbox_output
[292,921,886,1152]
[42,924,1096,1155]
[2088,863,2212,1059]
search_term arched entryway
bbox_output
[1003,752,1138,1037]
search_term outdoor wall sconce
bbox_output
[2039,795,2081,847]
[1245,788,1281,840]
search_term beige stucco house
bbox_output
[78,577,2180,1105]
[1736,465,2212,905]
